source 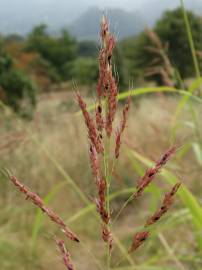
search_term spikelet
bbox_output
[95,104,104,136]
[76,93,103,154]
[115,96,131,159]
[102,224,113,254]
[56,239,75,270]
[95,177,110,224]
[129,231,150,253]
[135,146,176,197]
[89,144,100,181]
[145,182,181,226]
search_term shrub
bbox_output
[121,7,202,83]
[69,57,98,85]
[0,70,37,118]
[26,25,77,81]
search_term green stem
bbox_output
[180,0,201,95]
[112,194,134,225]
[104,136,111,270]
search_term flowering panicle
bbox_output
[97,16,109,98]
[9,174,79,242]
[56,239,75,270]
[97,16,118,137]
[135,146,176,197]
[76,93,103,154]
[145,182,181,226]
[129,182,181,253]
[115,96,131,159]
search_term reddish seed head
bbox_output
[107,35,116,61]
[115,96,131,159]
[135,146,176,197]
[145,182,181,227]
[100,15,109,42]
[105,72,118,137]
[97,15,118,137]
[96,104,104,134]
[102,224,113,253]
[89,144,100,180]
[56,239,75,270]
[115,130,121,159]
[95,178,110,224]
[9,174,79,243]
[76,93,103,154]
[129,231,150,253]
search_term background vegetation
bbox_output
[0,3,202,270]
[0,7,202,116]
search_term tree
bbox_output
[78,40,98,58]
[155,8,202,77]
[0,40,37,118]
[121,8,202,84]
[70,57,98,85]
[26,25,77,80]
[0,70,37,118]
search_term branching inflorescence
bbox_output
[76,15,181,267]
[7,16,181,270]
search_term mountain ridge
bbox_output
[68,7,145,40]
[0,0,202,38]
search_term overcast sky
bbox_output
[0,0,201,34]
[0,0,176,11]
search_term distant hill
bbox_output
[0,0,202,38]
[68,7,145,40]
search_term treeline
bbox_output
[0,7,202,117]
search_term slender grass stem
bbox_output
[112,194,134,226]
[158,233,187,270]
[180,0,201,95]
[104,135,111,270]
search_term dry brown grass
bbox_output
[0,89,202,269]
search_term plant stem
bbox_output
[104,135,111,270]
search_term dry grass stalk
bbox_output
[144,28,175,87]
[56,239,75,270]
[0,131,26,153]
[9,173,79,242]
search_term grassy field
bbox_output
[0,88,202,269]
